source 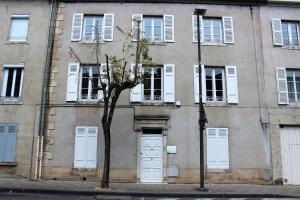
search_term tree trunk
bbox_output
[101,125,111,188]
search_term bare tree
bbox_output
[70,20,153,188]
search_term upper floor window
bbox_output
[272,19,300,47]
[9,15,29,42]
[143,66,163,101]
[194,65,238,104]
[192,16,234,44]
[287,70,300,103]
[79,66,100,100]
[132,14,174,43]
[1,64,24,101]
[71,13,114,42]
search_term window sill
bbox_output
[77,99,102,104]
[72,168,97,172]
[0,162,17,166]
[5,41,29,44]
[193,42,226,46]
[0,99,22,105]
[206,168,230,173]
[281,45,300,50]
[78,40,106,44]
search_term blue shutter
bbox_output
[3,124,17,162]
[0,125,5,162]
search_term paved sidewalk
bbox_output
[0,178,299,198]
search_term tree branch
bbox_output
[69,46,82,63]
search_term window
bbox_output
[205,67,225,102]
[74,126,98,168]
[143,17,163,42]
[71,13,114,42]
[82,16,103,42]
[203,18,222,44]
[143,66,163,101]
[9,15,29,42]
[0,124,17,163]
[282,21,299,46]
[79,66,101,101]
[1,65,24,100]
[287,70,300,103]
[206,128,229,169]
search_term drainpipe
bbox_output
[35,0,58,180]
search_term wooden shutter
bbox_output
[132,14,143,41]
[130,64,142,102]
[164,15,174,42]
[103,13,114,41]
[216,128,229,169]
[163,64,175,102]
[66,63,80,102]
[85,127,98,168]
[3,124,17,162]
[272,19,283,46]
[0,125,6,162]
[74,127,86,168]
[276,67,289,104]
[192,15,203,43]
[71,13,83,41]
[226,66,239,104]
[206,128,229,169]
[193,65,206,103]
[223,16,235,44]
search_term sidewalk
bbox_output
[0,178,299,198]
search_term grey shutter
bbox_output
[3,124,17,162]
[0,125,5,162]
[222,16,235,44]
[276,67,289,104]
[192,15,203,43]
[130,64,142,102]
[71,13,83,41]
[66,63,80,102]
[163,15,174,42]
[132,14,143,41]
[272,19,283,46]
[103,13,114,41]
[163,64,175,102]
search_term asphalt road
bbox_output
[0,193,296,200]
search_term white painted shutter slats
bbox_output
[193,65,206,103]
[222,16,235,44]
[86,127,98,168]
[0,125,5,162]
[272,19,283,46]
[201,65,206,103]
[163,64,175,102]
[163,15,174,42]
[66,63,80,102]
[226,66,239,104]
[132,14,143,41]
[192,15,203,43]
[71,13,83,41]
[103,13,114,41]
[74,127,86,168]
[276,67,289,104]
[206,128,229,169]
[130,64,142,102]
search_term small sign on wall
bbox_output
[167,145,177,154]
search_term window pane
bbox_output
[10,17,29,41]
[216,90,223,101]
[205,68,213,79]
[13,69,22,97]
[95,17,103,37]
[282,22,289,45]
[5,69,14,97]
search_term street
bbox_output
[0,193,298,200]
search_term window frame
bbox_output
[143,65,163,102]
[286,69,300,103]
[143,16,163,43]
[202,17,223,44]
[203,66,226,103]
[78,66,100,101]
[9,15,29,42]
[1,64,24,101]
[282,20,300,46]
[82,15,104,43]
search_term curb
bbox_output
[0,188,298,198]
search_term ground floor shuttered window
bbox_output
[0,124,17,163]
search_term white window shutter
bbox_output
[163,15,174,42]
[194,65,199,103]
[71,13,83,41]
[201,65,206,103]
[216,128,229,169]
[103,13,114,41]
[226,66,239,104]
[163,64,175,102]
[85,127,98,168]
[130,64,142,102]
[66,63,79,102]
[222,16,235,44]
[74,127,86,168]
[276,67,289,104]
[206,128,218,169]
[272,19,283,46]
[192,15,203,43]
[132,14,143,41]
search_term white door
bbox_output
[280,127,300,185]
[140,135,163,183]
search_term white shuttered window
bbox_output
[74,126,98,168]
[276,67,289,104]
[206,128,229,169]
